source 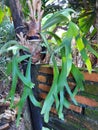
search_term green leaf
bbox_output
[8,56,18,107]
[16,86,30,126]
[6,61,12,76]
[25,58,31,81]
[58,90,64,119]
[0,40,29,55]
[76,36,85,51]
[41,57,59,123]
[17,55,31,63]
[71,64,84,96]
[81,51,92,73]
[42,15,67,30]
[0,40,18,49]
[42,8,75,30]
[7,44,29,54]
[82,37,98,58]
[29,93,41,107]
[79,11,95,34]
[76,36,92,73]
[0,40,18,54]
[65,79,77,105]
[44,31,62,45]
[16,65,34,89]
[40,32,51,53]
[41,94,54,122]
[41,76,58,123]
[0,8,5,23]
[66,21,79,37]
[62,37,72,76]
[57,37,77,107]
[63,98,70,108]
[16,58,36,126]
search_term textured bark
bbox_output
[9,0,24,34]
[96,0,98,43]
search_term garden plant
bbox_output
[0,0,98,127]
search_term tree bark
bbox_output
[96,0,98,66]
[9,0,24,34]
[96,0,98,43]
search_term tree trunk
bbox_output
[96,0,98,66]
[9,0,24,34]
[96,0,98,43]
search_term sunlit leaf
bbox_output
[42,8,75,30]
[66,21,79,37]
[62,37,72,76]
[0,8,5,23]
[79,11,96,34]
[76,36,92,73]
[76,36,85,51]
[82,37,98,58]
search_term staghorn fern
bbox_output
[0,7,98,125]
[40,8,98,122]
[0,40,41,126]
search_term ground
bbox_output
[0,81,28,130]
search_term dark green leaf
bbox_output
[44,31,62,45]
[16,65,34,89]
[71,64,84,96]
[8,56,18,107]
[6,61,12,75]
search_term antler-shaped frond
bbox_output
[27,0,34,19]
